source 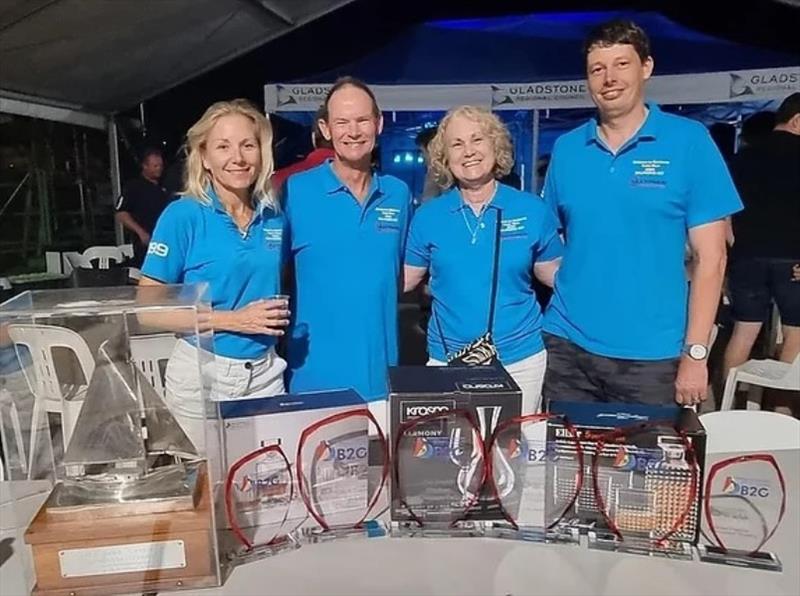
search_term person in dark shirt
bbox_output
[723,93,800,412]
[115,148,171,267]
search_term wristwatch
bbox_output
[683,343,709,361]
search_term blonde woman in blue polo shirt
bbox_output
[404,106,563,414]
[139,100,288,447]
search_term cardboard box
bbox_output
[547,401,706,544]
[389,364,521,522]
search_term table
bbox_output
[2,457,797,596]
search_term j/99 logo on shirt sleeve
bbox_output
[147,242,169,257]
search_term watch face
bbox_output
[689,344,707,360]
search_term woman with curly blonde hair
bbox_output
[139,99,288,447]
[404,105,563,413]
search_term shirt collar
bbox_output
[447,181,506,213]
[585,102,661,147]
[207,185,265,217]
[322,159,383,201]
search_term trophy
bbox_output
[23,332,217,594]
[392,409,486,537]
[223,439,302,562]
[698,453,786,570]
[295,409,389,541]
[586,420,700,559]
[485,413,583,543]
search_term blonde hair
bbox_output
[427,105,514,190]
[182,99,275,208]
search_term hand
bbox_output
[674,356,708,406]
[139,232,151,246]
[232,299,290,335]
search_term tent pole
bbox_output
[531,109,540,194]
[108,118,124,245]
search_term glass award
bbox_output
[698,453,786,571]
[224,441,301,562]
[587,421,699,559]
[295,408,389,542]
[485,414,582,543]
[392,409,486,537]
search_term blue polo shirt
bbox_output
[543,104,743,360]
[284,161,412,401]
[142,189,286,360]
[406,183,563,364]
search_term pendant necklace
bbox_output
[461,182,498,245]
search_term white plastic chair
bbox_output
[82,246,125,270]
[0,389,27,475]
[62,251,92,274]
[720,353,800,411]
[6,324,95,477]
[700,410,800,453]
[118,244,134,259]
[129,333,177,399]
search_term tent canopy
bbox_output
[0,0,354,122]
[294,11,799,85]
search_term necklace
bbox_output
[460,182,498,245]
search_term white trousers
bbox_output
[165,340,286,449]
[427,349,547,415]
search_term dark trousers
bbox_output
[542,333,680,408]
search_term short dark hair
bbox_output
[312,105,333,149]
[583,19,651,63]
[775,92,800,124]
[140,147,163,165]
[321,76,380,121]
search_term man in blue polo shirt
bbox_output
[284,77,412,405]
[542,20,742,407]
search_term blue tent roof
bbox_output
[296,11,799,84]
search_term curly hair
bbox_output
[427,105,514,190]
[182,99,275,208]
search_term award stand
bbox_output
[698,453,785,571]
[484,414,582,544]
[391,409,486,537]
[223,442,301,565]
[295,409,389,542]
[586,420,700,559]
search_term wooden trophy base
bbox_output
[25,463,219,595]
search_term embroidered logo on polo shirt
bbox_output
[264,227,283,248]
[376,207,401,231]
[631,159,670,188]
[501,216,527,238]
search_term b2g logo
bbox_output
[147,242,169,257]
[722,476,770,498]
[323,445,368,462]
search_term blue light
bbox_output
[393,154,401,164]
[417,155,424,164]
[404,152,414,163]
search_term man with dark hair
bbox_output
[723,94,800,413]
[283,77,412,416]
[541,19,742,407]
[271,106,335,192]
[115,148,170,267]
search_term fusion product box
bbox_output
[389,364,522,526]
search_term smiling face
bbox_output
[443,114,496,188]
[586,43,653,120]
[201,113,261,195]
[319,84,382,167]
